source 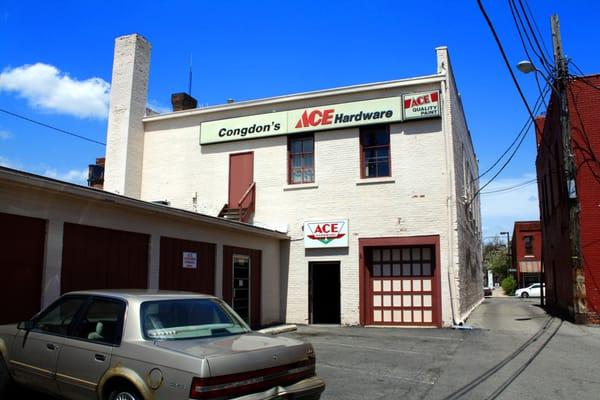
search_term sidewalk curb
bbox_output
[258,324,298,335]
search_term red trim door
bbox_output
[222,246,261,329]
[229,152,254,207]
[359,236,442,327]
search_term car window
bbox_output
[141,299,249,340]
[35,296,87,336]
[73,298,126,345]
[531,284,539,288]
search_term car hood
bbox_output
[154,332,312,376]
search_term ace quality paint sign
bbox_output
[304,220,349,248]
[403,91,441,120]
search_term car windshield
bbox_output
[140,298,249,340]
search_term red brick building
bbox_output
[511,221,542,288]
[535,74,600,324]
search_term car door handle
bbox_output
[94,354,106,362]
[46,343,57,350]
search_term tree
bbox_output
[483,238,510,282]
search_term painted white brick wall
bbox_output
[104,34,151,198]
[437,47,484,321]
[108,45,481,327]
[139,94,460,326]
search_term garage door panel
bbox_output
[62,223,149,293]
[159,237,215,295]
[0,212,46,323]
[367,245,437,326]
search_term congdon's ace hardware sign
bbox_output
[304,220,349,249]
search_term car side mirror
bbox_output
[17,320,35,331]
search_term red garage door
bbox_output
[0,212,46,323]
[159,237,215,295]
[61,223,149,293]
[360,237,441,327]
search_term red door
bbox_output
[229,152,253,208]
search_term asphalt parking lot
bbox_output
[6,297,600,399]
[283,297,600,400]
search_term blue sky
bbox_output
[1,1,599,239]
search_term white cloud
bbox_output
[480,173,540,237]
[43,168,88,185]
[0,63,110,119]
[0,130,12,140]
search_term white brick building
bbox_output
[103,34,482,327]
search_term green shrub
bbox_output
[501,276,517,296]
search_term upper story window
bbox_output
[288,134,314,184]
[524,235,534,255]
[360,125,390,178]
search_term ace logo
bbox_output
[295,109,335,129]
[304,220,349,248]
[404,91,439,109]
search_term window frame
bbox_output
[31,295,89,339]
[139,298,250,341]
[70,296,127,346]
[287,134,315,185]
[359,124,391,179]
[524,235,534,256]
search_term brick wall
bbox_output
[569,76,600,322]
[536,74,600,323]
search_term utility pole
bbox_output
[551,15,584,320]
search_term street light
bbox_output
[500,231,514,281]
[516,60,536,74]
[516,60,560,97]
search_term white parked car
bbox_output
[515,283,545,298]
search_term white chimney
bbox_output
[103,34,151,198]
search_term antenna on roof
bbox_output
[188,53,193,96]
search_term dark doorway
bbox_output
[309,262,341,324]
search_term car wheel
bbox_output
[521,292,529,298]
[108,385,142,400]
[0,355,11,395]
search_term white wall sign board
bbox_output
[403,91,441,120]
[182,251,198,269]
[287,97,402,135]
[304,220,349,248]
[200,97,402,144]
[200,111,288,145]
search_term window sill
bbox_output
[355,177,395,186]
[283,182,319,191]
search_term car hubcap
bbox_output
[115,392,136,400]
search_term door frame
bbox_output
[228,151,254,208]
[232,254,251,324]
[222,245,261,329]
[358,236,442,327]
[308,261,341,324]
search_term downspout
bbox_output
[440,67,462,326]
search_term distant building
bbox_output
[535,74,600,324]
[511,221,542,288]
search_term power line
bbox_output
[0,108,106,146]
[477,0,537,128]
[477,86,549,181]
[471,0,546,206]
[481,178,537,195]
[508,0,552,77]
[515,0,554,73]
[522,0,553,64]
